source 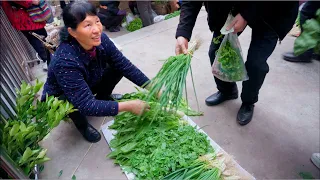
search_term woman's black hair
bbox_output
[59,1,97,42]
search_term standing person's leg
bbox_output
[205,32,238,106]
[33,28,51,66]
[129,1,136,15]
[136,1,152,27]
[146,1,154,25]
[21,28,50,68]
[237,21,278,125]
[282,1,320,62]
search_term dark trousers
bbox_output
[98,12,125,29]
[136,1,154,27]
[209,21,278,104]
[299,1,320,32]
[21,28,51,65]
[60,65,123,131]
[129,1,138,15]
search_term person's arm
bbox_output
[175,1,203,41]
[235,2,260,26]
[53,55,148,116]
[53,58,120,116]
[102,33,150,88]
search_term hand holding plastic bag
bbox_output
[212,14,249,82]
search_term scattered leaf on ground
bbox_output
[58,170,63,178]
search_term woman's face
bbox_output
[68,15,103,50]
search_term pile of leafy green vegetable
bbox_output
[126,18,143,32]
[165,11,180,20]
[294,9,320,56]
[107,102,213,179]
[0,80,75,176]
[214,39,246,82]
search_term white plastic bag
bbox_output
[126,13,135,25]
[212,14,249,82]
[154,15,165,23]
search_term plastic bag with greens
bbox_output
[212,14,248,82]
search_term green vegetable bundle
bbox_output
[0,80,75,176]
[294,9,320,56]
[126,18,143,32]
[162,153,225,180]
[212,33,248,82]
[144,40,201,113]
[165,11,180,20]
[107,102,213,179]
[120,87,203,116]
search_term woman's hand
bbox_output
[118,100,150,115]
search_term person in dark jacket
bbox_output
[175,2,298,125]
[282,1,320,62]
[98,1,126,32]
[42,1,151,143]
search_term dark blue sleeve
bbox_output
[53,53,119,116]
[101,34,150,87]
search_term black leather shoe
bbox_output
[205,91,238,106]
[237,104,254,126]
[282,51,312,62]
[82,124,101,143]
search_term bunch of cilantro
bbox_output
[107,102,213,179]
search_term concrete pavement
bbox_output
[36,9,320,179]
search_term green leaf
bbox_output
[299,172,314,179]
[32,149,41,155]
[25,131,40,140]
[39,165,45,172]
[34,157,51,164]
[20,122,27,131]
[20,147,33,164]
[106,150,120,158]
[120,142,137,153]
[294,12,320,56]
[20,82,31,96]
[23,166,31,175]
[33,79,44,94]
[9,124,20,136]
[37,149,48,159]
[58,170,63,178]
[18,95,30,106]
[72,175,76,180]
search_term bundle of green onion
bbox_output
[145,40,201,112]
[162,153,226,180]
